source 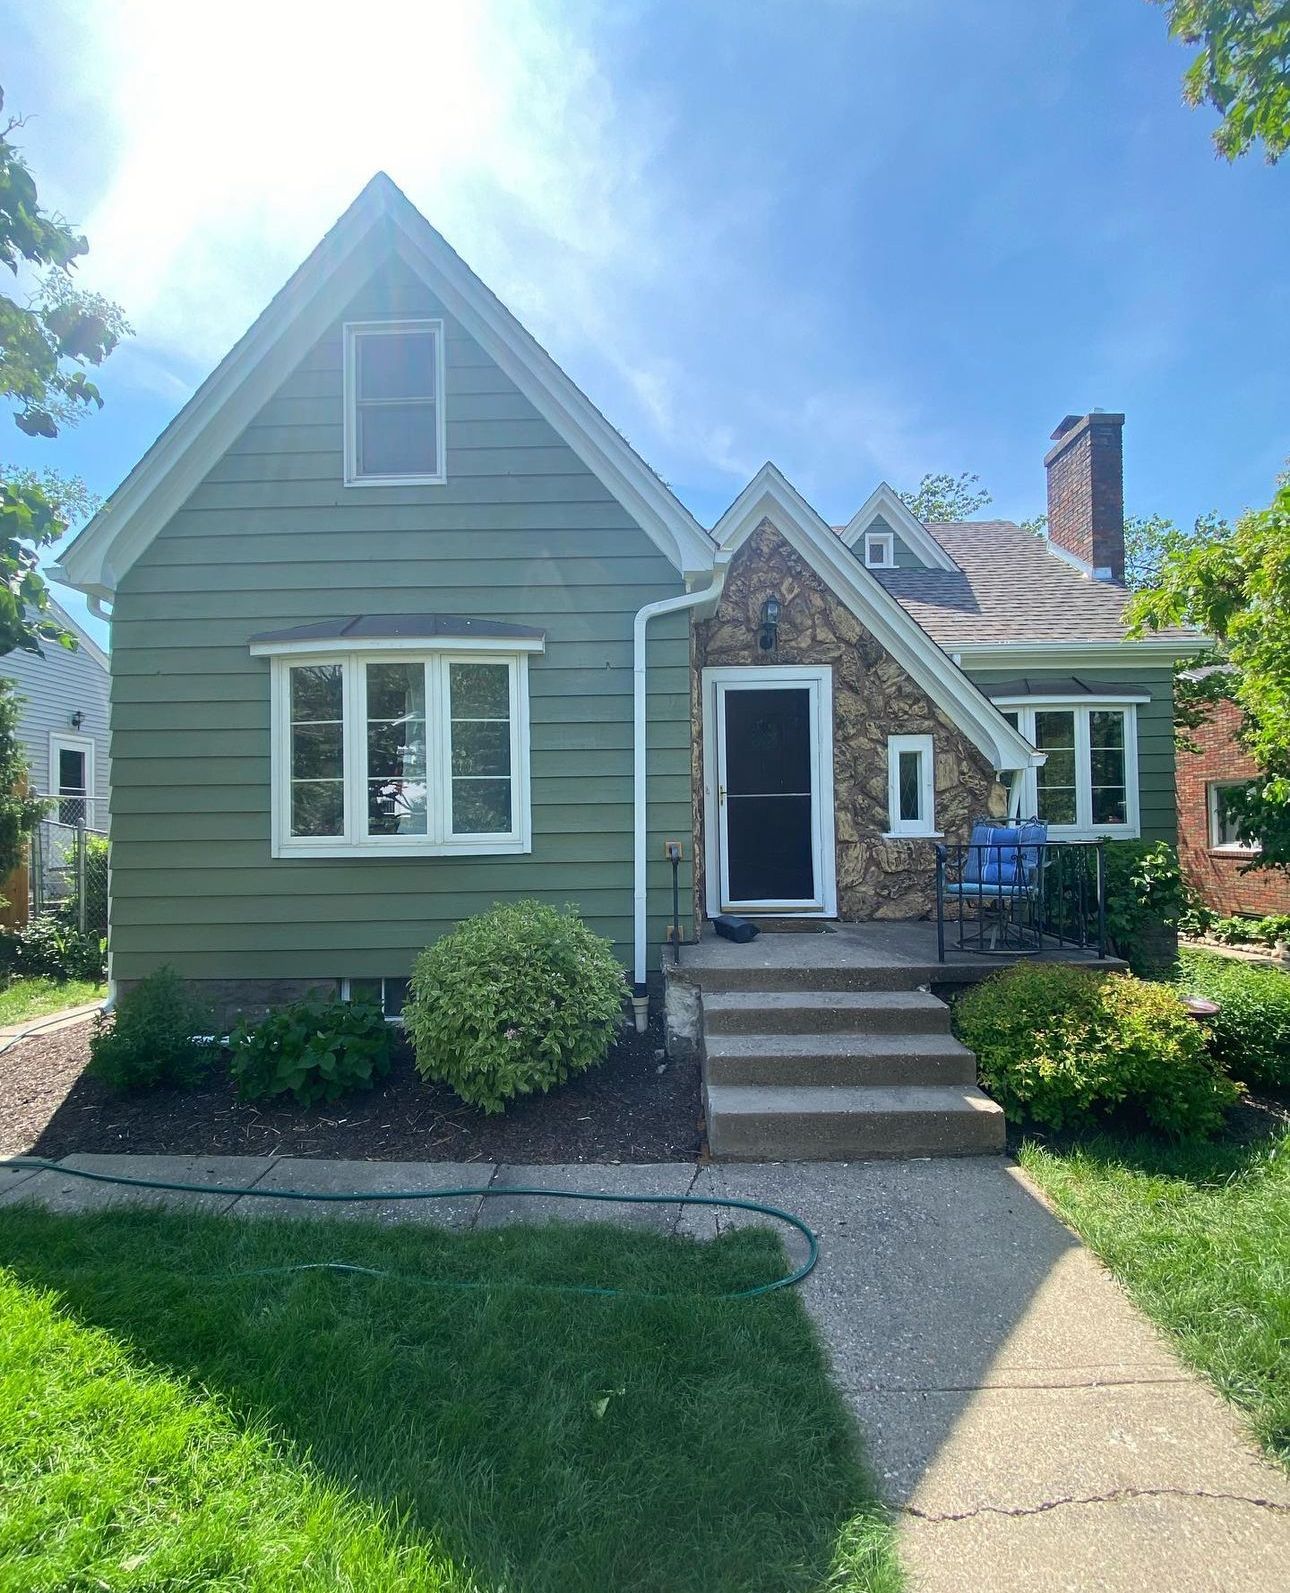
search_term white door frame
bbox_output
[48,730,96,828]
[701,664,837,917]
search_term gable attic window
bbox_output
[864,530,894,568]
[344,319,446,486]
[251,618,543,860]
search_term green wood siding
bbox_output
[964,666,1177,844]
[108,259,692,982]
[864,513,923,569]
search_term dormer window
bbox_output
[864,530,894,568]
[344,319,445,486]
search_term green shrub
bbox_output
[953,963,1239,1137]
[1176,949,1290,1095]
[230,995,393,1106]
[1101,840,1187,975]
[87,967,212,1092]
[405,900,627,1113]
[0,915,105,981]
[1185,910,1290,948]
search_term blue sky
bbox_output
[4,0,1287,646]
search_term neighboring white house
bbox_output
[2,596,110,831]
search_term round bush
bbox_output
[953,963,1239,1138]
[405,900,627,1113]
[1176,949,1290,1095]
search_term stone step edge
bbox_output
[704,1082,1004,1116]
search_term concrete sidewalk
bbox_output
[2,1152,1286,1591]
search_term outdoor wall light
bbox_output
[758,596,781,652]
[70,710,84,730]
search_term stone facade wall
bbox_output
[691,519,1006,923]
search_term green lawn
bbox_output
[0,975,105,1027]
[0,1206,902,1593]
[1021,1123,1290,1466]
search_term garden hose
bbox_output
[0,1158,818,1301]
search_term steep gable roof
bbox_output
[712,465,1040,772]
[838,482,957,570]
[57,174,715,599]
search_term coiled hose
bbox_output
[1,1158,818,1301]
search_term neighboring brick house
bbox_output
[1177,687,1290,918]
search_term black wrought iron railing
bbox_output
[934,839,1107,962]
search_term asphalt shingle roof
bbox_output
[851,519,1196,648]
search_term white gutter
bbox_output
[632,562,728,994]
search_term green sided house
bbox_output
[55,175,1199,1154]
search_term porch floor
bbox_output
[674,919,1121,989]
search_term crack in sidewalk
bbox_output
[902,1486,1290,1524]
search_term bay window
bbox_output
[996,700,1140,838]
[270,649,531,858]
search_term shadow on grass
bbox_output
[0,1206,903,1593]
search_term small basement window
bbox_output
[342,976,410,1021]
[864,530,894,568]
[886,733,937,837]
[344,319,445,485]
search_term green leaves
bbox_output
[87,968,213,1093]
[229,996,394,1106]
[1155,1,1290,163]
[897,471,992,523]
[404,900,627,1113]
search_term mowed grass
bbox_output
[0,975,104,1026]
[1021,1125,1290,1465]
[0,1205,902,1592]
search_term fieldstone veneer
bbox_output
[692,520,1007,923]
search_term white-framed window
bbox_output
[995,700,1141,838]
[1208,780,1258,853]
[886,733,937,837]
[341,976,410,1022]
[343,319,446,486]
[269,649,531,858]
[48,731,95,827]
[864,530,895,568]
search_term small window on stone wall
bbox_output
[886,734,937,837]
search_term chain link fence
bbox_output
[30,819,109,935]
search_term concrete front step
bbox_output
[702,988,952,1036]
[704,1083,1006,1161]
[704,1030,977,1088]
[688,962,950,994]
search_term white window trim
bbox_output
[343,318,446,487]
[48,730,96,827]
[885,733,939,838]
[993,699,1140,839]
[340,976,409,1025]
[268,647,531,859]
[1207,780,1259,855]
[864,530,895,568]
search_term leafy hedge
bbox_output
[1181,907,1290,948]
[953,963,1239,1137]
[1176,949,1290,1095]
[405,900,626,1113]
[0,915,106,981]
[1101,840,1186,975]
[230,994,393,1105]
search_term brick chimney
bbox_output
[1043,411,1125,583]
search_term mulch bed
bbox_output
[0,1015,703,1164]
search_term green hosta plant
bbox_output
[230,995,393,1106]
[405,899,627,1113]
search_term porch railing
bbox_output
[934,839,1107,962]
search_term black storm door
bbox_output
[719,686,817,906]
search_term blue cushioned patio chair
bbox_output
[942,819,1048,953]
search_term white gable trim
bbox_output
[58,174,715,598]
[712,465,1039,773]
[45,595,109,673]
[839,482,957,571]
